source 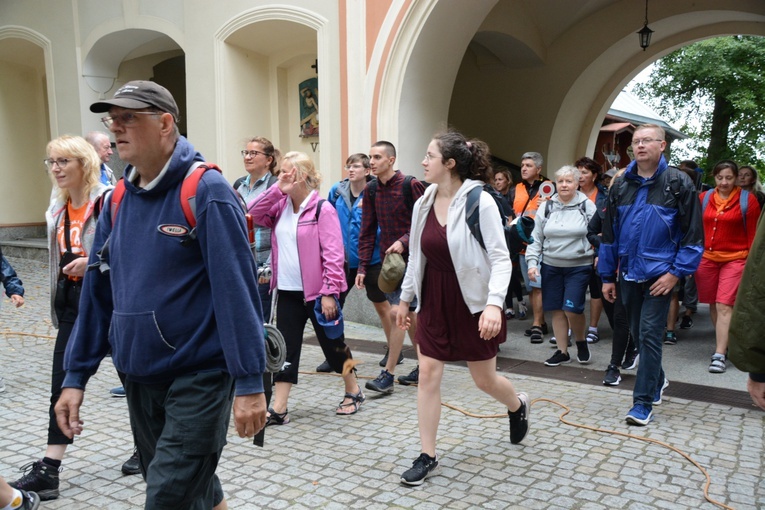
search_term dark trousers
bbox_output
[608,281,634,366]
[125,371,234,510]
[274,290,353,384]
[621,278,671,407]
[49,280,81,445]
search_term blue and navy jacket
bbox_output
[598,156,704,284]
[1,252,24,298]
[328,179,381,269]
[63,136,266,395]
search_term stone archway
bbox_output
[0,27,53,229]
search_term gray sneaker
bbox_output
[398,365,419,386]
[365,370,395,394]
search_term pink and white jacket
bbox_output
[248,185,347,301]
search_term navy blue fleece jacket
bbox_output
[63,136,266,395]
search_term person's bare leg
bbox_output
[552,310,569,354]
[213,498,228,510]
[713,302,733,355]
[531,288,545,327]
[589,298,603,329]
[566,311,587,343]
[416,353,444,456]
[269,382,292,415]
[0,477,15,506]
[667,291,679,331]
[467,358,522,411]
[372,301,393,340]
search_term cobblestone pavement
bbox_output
[1,257,763,509]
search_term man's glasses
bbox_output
[344,164,366,170]
[241,150,269,158]
[101,111,161,129]
[631,138,662,147]
[43,158,76,171]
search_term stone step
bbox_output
[0,238,47,262]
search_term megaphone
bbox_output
[539,181,555,199]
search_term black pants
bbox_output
[125,371,233,510]
[609,281,635,366]
[49,279,81,445]
[274,290,353,384]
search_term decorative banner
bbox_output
[299,77,319,137]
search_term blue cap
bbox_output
[313,296,344,339]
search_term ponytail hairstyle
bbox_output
[245,136,281,174]
[433,130,492,183]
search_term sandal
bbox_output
[336,388,365,415]
[529,325,543,344]
[266,407,290,426]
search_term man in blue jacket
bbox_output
[315,153,394,372]
[54,81,267,509]
[600,124,703,426]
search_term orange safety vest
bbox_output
[513,182,541,217]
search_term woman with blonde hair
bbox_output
[248,151,364,423]
[9,135,109,501]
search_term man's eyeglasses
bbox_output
[43,158,76,171]
[241,150,269,158]
[101,111,162,129]
[631,138,662,147]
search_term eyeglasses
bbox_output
[241,150,269,158]
[631,138,662,147]
[344,164,365,170]
[101,111,162,129]
[43,158,76,171]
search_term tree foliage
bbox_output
[634,36,765,178]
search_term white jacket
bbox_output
[400,179,511,314]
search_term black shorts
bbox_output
[345,263,387,303]
[588,268,603,299]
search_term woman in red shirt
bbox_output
[696,160,761,373]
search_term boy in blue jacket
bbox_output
[1,245,25,393]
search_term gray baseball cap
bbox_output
[90,80,179,120]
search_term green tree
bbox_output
[634,35,765,178]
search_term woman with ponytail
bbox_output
[395,131,530,486]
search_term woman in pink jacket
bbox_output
[248,151,363,423]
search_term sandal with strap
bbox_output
[529,325,543,344]
[266,407,290,426]
[336,388,365,415]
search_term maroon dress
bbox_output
[415,208,506,362]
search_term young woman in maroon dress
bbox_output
[395,131,530,486]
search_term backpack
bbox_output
[108,162,230,246]
[365,174,422,213]
[542,198,590,226]
[701,189,749,232]
[465,184,534,256]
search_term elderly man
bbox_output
[600,124,703,426]
[55,81,267,509]
[511,152,550,344]
[85,131,117,185]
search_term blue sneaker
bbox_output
[625,404,653,426]
[653,378,669,405]
[365,369,394,394]
[110,386,126,398]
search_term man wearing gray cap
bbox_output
[55,81,267,509]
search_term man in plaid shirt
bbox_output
[356,141,425,394]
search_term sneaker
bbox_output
[365,369,395,394]
[544,350,571,367]
[0,376,5,393]
[653,378,669,405]
[576,341,591,364]
[121,448,140,475]
[517,301,528,320]
[379,347,404,368]
[622,350,639,370]
[110,386,126,397]
[586,330,600,344]
[708,354,726,374]
[664,330,677,345]
[400,453,439,486]
[9,460,60,501]
[398,365,419,386]
[504,308,515,320]
[14,490,40,510]
[680,315,693,329]
[508,392,530,444]
[316,359,332,373]
[603,364,622,386]
[625,403,653,426]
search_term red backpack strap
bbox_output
[180,162,222,228]
[110,179,127,227]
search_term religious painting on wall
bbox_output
[299,77,319,137]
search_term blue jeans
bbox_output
[620,277,670,407]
